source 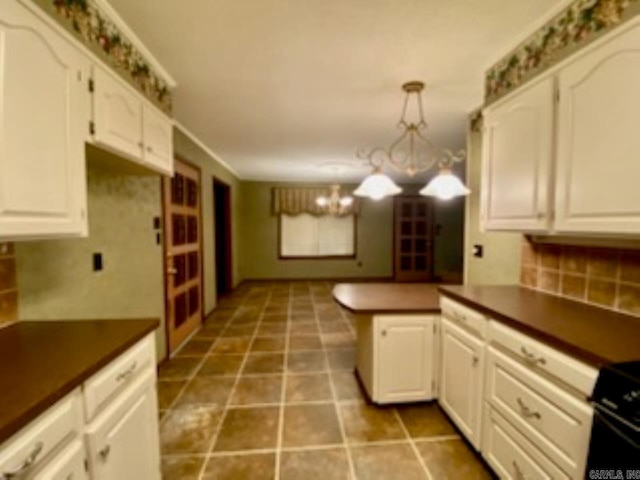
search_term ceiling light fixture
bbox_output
[316,184,354,215]
[354,81,470,201]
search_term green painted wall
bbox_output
[173,127,242,313]
[238,181,464,281]
[463,123,521,285]
[16,149,167,358]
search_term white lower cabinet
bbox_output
[357,315,436,404]
[439,317,485,449]
[33,439,88,480]
[85,370,160,480]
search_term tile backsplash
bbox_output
[0,243,18,324]
[521,239,640,317]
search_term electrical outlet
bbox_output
[473,245,483,258]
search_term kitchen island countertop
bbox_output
[332,283,442,314]
[0,318,158,446]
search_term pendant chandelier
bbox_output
[315,184,353,215]
[354,81,470,201]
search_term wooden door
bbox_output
[163,159,203,353]
[0,0,90,240]
[481,76,554,232]
[439,318,484,449]
[393,196,434,282]
[555,20,640,235]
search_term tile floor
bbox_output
[158,281,493,479]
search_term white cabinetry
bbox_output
[439,317,484,449]
[33,439,89,480]
[0,0,89,240]
[555,19,640,235]
[356,315,436,404]
[92,65,173,176]
[481,77,554,232]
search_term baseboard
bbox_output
[238,276,394,283]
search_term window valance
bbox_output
[272,187,361,216]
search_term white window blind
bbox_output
[280,214,355,257]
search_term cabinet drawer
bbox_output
[488,320,597,396]
[440,297,487,339]
[0,391,82,478]
[33,439,88,480]
[486,347,592,477]
[83,334,155,421]
[483,406,569,479]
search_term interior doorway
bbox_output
[393,196,435,282]
[162,159,203,355]
[213,178,233,297]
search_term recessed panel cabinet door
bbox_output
[142,103,173,175]
[555,20,640,235]
[92,65,143,162]
[0,0,89,240]
[481,77,554,232]
[439,318,484,449]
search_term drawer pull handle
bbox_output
[512,460,527,480]
[520,347,546,366]
[454,311,467,322]
[116,361,138,382]
[517,398,541,420]
[99,445,111,461]
[2,441,44,478]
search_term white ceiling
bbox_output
[108,0,564,182]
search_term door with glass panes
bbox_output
[394,196,434,282]
[163,159,203,353]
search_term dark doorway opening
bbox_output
[213,178,233,297]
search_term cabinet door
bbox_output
[555,19,640,235]
[92,66,143,162]
[481,77,554,232]
[86,370,160,480]
[439,318,484,449]
[142,103,173,175]
[0,0,89,240]
[33,439,88,480]
[376,316,434,403]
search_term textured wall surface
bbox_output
[0,243,18,324]
[15,155,166,357]
[521,240,640,317]
[173,127,242,314]
[463,124,521,286]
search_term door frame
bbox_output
[392,195,435,282]
[213,176,233,298]
[161,156,205,359]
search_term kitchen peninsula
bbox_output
[333,283,442,404]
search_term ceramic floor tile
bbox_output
[280,448,351,480]
[242,353,285,374]
[250,336,286,352]
[157,380,187,409]
[221,325,257,337]
[160,405,223,454]
[396,403,458,438]
[350,443,428,480]
[326,349,356,371]
[285,373,333,403]
[289,335,323,351]
[161,456,205,480]
[415,439,493,479]
[174,376,236,407]
[213,407,280,451]
[289,322,320,334]
[282,404,343,447]
[211,337,252,354]
[331,371,366,401]
[258,323,288,335]
[321,333,356,350]
[197,354,244,376]
[158,357,202,380]
[202,453,276,480]
[176,338,215,356]
[319,321,352,333]
[340,403,406,443]
[287,351,327,373]
[230,375,283,405]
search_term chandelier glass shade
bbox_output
[315,184,354,214]
[355,81,470,201]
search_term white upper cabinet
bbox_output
[0,0,89,240]
[92,66,144,161]
[92,65,173,176]
[142,103,174,175]
[481,77,554,232]
[555,19,640,235]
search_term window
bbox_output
[279,213,356,258]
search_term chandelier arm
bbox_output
[397,90,411,128]
[357,147,389,169]
[416,91,427,127]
